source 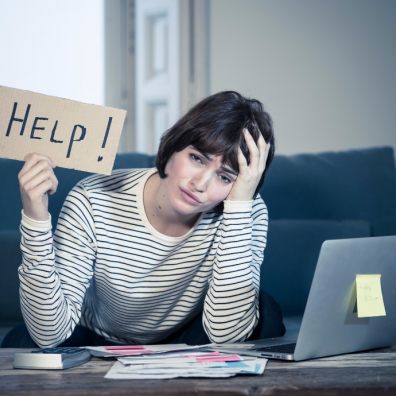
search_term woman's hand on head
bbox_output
[18,153,58,221]
[227,129,270,201]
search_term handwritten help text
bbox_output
[0,86,126,174]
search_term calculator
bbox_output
[13,347,91,370]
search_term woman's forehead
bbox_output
[190,146,237,174]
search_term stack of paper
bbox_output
[87,344,267,379]
[105,351,267,379]
[88,344,202,358]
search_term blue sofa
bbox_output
[1,147,396,342]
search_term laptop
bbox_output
[218,236,396,361]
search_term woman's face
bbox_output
[162,145,237,217]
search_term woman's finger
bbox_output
[24,178,54,201]
[48,172,59,195]
[257,134,270,172]
[243,128,260,167]
[237,146,248,172]
[19,159,54,187]
[21,168,57,196]
[19,153,55,179]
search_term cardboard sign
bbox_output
[0,86,126,174]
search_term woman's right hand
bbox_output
[18,153,58,221]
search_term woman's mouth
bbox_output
[180,187,202,205]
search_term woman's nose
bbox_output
[191,170,211,192]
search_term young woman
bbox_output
[5,91,281,348]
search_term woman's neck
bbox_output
[143,172,198,237]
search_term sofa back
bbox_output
[1,146,395,324]
[0,153,156,230]
[262,146,396,236]
[260,146,396,314]
[3,147,394,233]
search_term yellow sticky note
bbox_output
[356,274,386,318]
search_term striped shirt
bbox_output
[19,168,268,347]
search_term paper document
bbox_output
[105,350,267,379]
[88,343,206,357]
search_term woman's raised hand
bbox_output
[227,129,270,201]
[18,153,58,221]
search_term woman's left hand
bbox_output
[227,128,270,201]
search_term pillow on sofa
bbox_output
[261,147,396,236]
[261,219,371,316]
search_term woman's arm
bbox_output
[18,154,97,347]
[203,197,267,343]
[203,129,270,343]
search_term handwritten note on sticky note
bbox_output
[356,274,386,318]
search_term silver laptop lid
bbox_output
[294,235,396,361]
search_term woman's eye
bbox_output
[190,153,203,163]
[219,174,232,184]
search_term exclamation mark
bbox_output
[97,116,113,162]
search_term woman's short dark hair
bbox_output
[156,91,275,195]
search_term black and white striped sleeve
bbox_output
[18,182,97,348]
[203,196,268,343]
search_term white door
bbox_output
[135,0,209,154]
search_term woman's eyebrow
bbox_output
[192,148,238,176]
[190,147,212,160]
[199,152,212,161]
[221,166,238,176]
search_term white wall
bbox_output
[2,0,395,155]
[0,0,104,105]
[210,0,396,155]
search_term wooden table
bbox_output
[1,346,396,395]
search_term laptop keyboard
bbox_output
[257,343,296,354]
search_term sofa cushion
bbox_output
[0,159,21,230]
[0,230,22,324]
[261,219,371,316]
[261,147,396,236]
[114,152,156,169]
